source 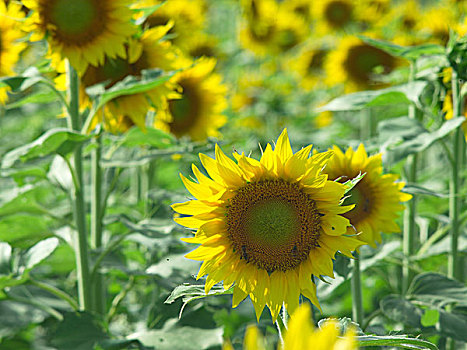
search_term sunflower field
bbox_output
[1,0,467,349]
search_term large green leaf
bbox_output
[317,81,428,112]
[1,128,91,168]
[50,312,108,350]
[408,272,467,307]
[6,90,58,110]
[358,36,445,60]
[380,116,465,163]
[0,67,48,92]
[85,68,174,111]
[129,321,223,350]
[357,335,438,350]
[0,215,54,248]
[120,127,176,149]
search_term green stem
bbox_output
[29,278,79,311]
[351,254,364,325]
[402,61,418,293]
[448,70,463,281]
[91,131,105,316]
[66,60,92,311]
[6,291,63,321]
[107,276,135,322]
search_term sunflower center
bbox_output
[226,179,321,273]
[325,1,352,28]
[50,0,97,36]
[342,183,371,224]
[344,44,395,85]
[168,79,201,136]
[307,50,327,74]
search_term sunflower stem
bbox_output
[351,253,364,326]
[91,130,105,316]
[448,69,463,282]
[402,61,418,293]
[66,60,92,311]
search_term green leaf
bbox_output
[342,172,365,194]
[381,117,465,163]
[357,335,438,350]
[0,166,48,186]
[402,184,446,198]
[6,90,58,109]
[421,309,440,327]
[380,295,424,328]
[317,81,427,112]
[165,284,233,305]
[408,272,467,307]
[378,116,426,142]
[50,312,108,350]
[120,127,176,149]
[86,68,173,111]
[1,128,91,168]
[358,36,445,60]
[129,321,223,350]
[21,237,59,271]
[0,215,53,248]
[0,67,47,92]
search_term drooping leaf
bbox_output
[0,215,54,248]
[317,81,428,112]
[1,128,91,168]
[358,36,445,60]
[381,117,465,163]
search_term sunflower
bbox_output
[184,33,218,59]
[313,0,357,35]
[155,57,227,140]
[225,303,357,350]
[23,0,137,75]
[239,0,307,56]
[417,5,458,45]
[135,0,206,52]
[322,144,412,247]
[279,0,313,22]
[0,1,26,104]
[356,0,390,23]
[383,0,423,46]
[172,129,362,321]
[325,36,398,92]
[80,25,181,132]
[290,44,329,91]
[443,91,467,140]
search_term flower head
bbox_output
[322,144,412,247]
[23,0,137,74]
[173,129,362,321]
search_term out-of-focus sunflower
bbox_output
[135,0,206,52]
[23,0,136,74]
[81,25,181,133]
[325,36,397,92]
[383,0,422,46]
[155,57,227,140]
[313,0,357,35]
[184,33,219,59]
[279,0,313,22]
[231,73,263,112]
[322,144,412,247]
[443,91,467,140]
[0,1,26,104]
[315,111,333,129]
[290,44,329,91]
[239,9,307,56]
[418,5,458,45]
[228,304,357,350]
[172,129,362,321]
[356,0,390,25]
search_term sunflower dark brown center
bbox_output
[226,179,321,273]
[344,44,395,85]
[307,49,327,74]
[341,181,372,225]
[44,0,106,44]
[168,78,202,136]
[325,1,352,28]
